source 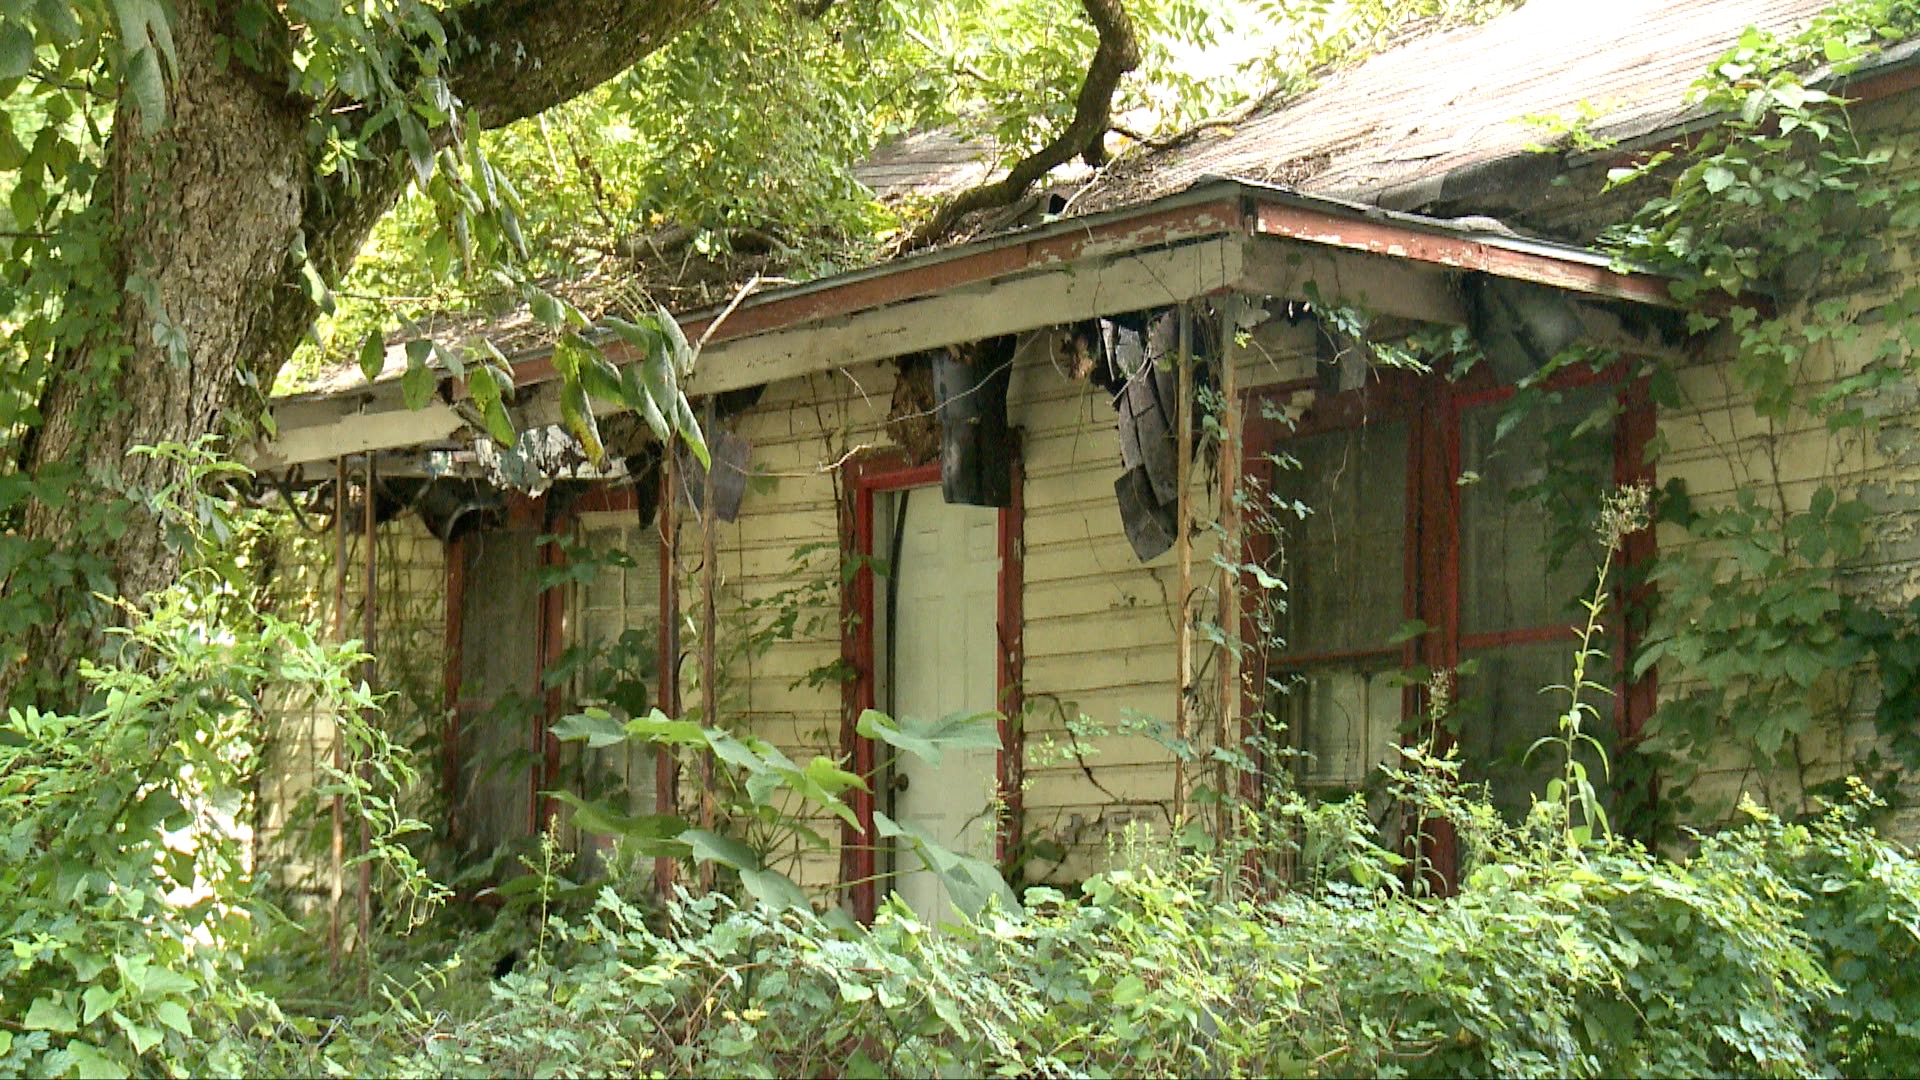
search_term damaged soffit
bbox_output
[250,176,1688,475]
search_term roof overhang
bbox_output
[248,178,1686,473]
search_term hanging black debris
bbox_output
[933,335,1015,508]
[1467,275,1587,385]
[1075,306,1216,562]
[402,478,504,542]
[1115,464,1178,561]
[676,425,753,522]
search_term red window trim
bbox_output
[1239,359,1658,882]
[840,449,1025,924]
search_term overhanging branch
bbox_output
[447,0,721,130]
[899,0,1141,252]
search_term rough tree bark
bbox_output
[2,0,715,707]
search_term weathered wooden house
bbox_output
[250,0,1920,916]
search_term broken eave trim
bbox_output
[1248,198,1680,309]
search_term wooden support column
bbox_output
[697,403,719,895]
[328,457,346,978]
[358,454,377,989]
[1173,303,1194,830]
[655,444,682,898]
[1214,297,1243,852]
[442,533,465,847]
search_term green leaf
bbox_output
[674,392,709,470]
[560,379,603,464]
[151,1001,191,1039]
[466,364,517,445]
[0,20,33,82]
[81,985,117,1025]
[110,0,177,133]
[707,729,770,775]
[657,303,692,374]
[433,341,465,379]
[402,339,435,410]
[801,754,866,798]
[119,45,168,134]
[25,995,78,1033]
[550,707,628,748]
[605,315,663,357]
[683,829,760,872]
[111,1013,162,1057]
[857,708,1001,767]
[625,709,709,745]
[358,331,387,383]
[66,1041,130,1080]
[739,867,811,913]
[398,115,434,184]
[35,0,83,44]
[528,288,563,328]
[546,790,687,846]
[137,967,195,998]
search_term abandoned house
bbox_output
[248,0,1920,918]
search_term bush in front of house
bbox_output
[247,788,1920,1080]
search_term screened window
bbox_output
[1261,374,1642,824]
[564,513,662,822]
[1454,384,1620,820]
[1269,420,1410,792]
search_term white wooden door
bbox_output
[882,489,1001,918]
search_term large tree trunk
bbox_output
[1,0,714,708]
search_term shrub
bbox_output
[254,785,1920,1079]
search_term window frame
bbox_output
[1239,359,1657,874]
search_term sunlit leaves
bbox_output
[107,0,176,133]
[0,20,32,81]
[464,355,516,445]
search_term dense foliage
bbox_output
[1588,0,1920,829]
[8,2,1920,1078]
[227,781,1920,1079]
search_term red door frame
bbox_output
[840,450,1025,923]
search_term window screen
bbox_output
[567,514,662,816]
[1269,419,1411,789]
[1455,384,1619,820]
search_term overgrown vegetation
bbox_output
[1579,0,1920,829]
[10,1,1920,1077]
[232,758,1920,1078]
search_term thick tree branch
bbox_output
[248,0,727,391]
[447,0,721,130]
[899,0,1141,252]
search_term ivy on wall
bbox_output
[1542,0,1920,833]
